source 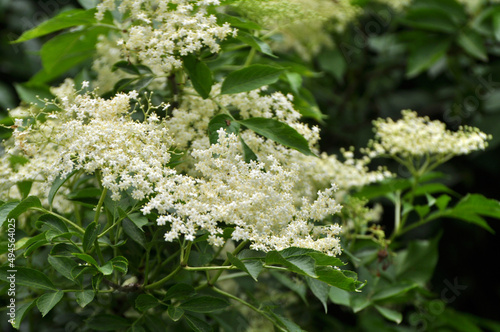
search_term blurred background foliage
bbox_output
[1,0,500,330]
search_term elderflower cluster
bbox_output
[94,0,236,79]
[143,130,343,255]
[365,110,491,159]
[167,83,390,201]
[231,0,360,60]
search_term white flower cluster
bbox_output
[365,110,491,159]
[3,81,343,255]
[231,0,360,60]
[143,130,343,255]
[95,0,236,77]
[167,83,390,200]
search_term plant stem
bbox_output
[209,240,249,286]
[143,265,182,290]
[32,207,85,234]
[212,286,286,332]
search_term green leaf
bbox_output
[372,283,418,302]
[240,137,258,162]
[73,253,99,267]
[122,218,147,248]
[270,270,308,303]
[374,305,403,324]
[272,313,304,332]
[14,9,97,43]
[407,37,451,78]
[0,266,56,291]
[164,283,196,301]
[128,213,148,230]
[179,296,229,313]
[184,55,213,99]
[318,49,347,83]
[13,83,54,108]
[238,117,315,156]
[227,252,263,281]
[0,196,42,227]
[86,314,130,331]
[435,194,451,211]
[395,233,441,286]
[306,251,345,267]
[83,222,100,252]
[493,11,500,42]
[235,31,277,58]
[221,64,283,94]
[401,7,457,33]
[328,287,351,306]
[208,114,240,145]
[99,262,114,275]
[306,277,330,313]
[111,256,129,274]
[316,266,364,292]
[456,28,488,61]
[265,250,317,278]
[48,255,78,281]
[75,290,95,308]
[136,294,159,312]
[11,299,36,329]
[17,181,32,199]
[37,291,64,317]
[441,194,499,233]
[40,26,108,79]
[405,183,457,199]
[112,61,152,75]
[184,314,213,332]
[48,170,77,206]
[216,13,262,30]
[167,306,184,321]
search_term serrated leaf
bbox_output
[83,222,100,253]
[136,294,159,312]
[401,7,457,33]
[164,283,196,301]
[375,305,403,324]
[441,194,500,233]
[179,296,229,313]
[272,313,304,332]
[221,65,283,94]
[265,250,317,278]
[238,117,315,156]
[48,255,78,281]
[306,277,330,313]
[184,55,213,99]
[227,252,263,281]
[11,299,36,329]
[37,291,64,317]
[208,114,240,145]
[86,314,130,331]
[184,314,213,332]
[306,252,345,267]
[48,170,77,206]
[76,290,95,308]
[122,218,147,248]
[14,9,97,43]
[17,181,32,199]
[167,306,184,321]
[316,266,364,292]
[216,13,262,30]
[0,266,56,291]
